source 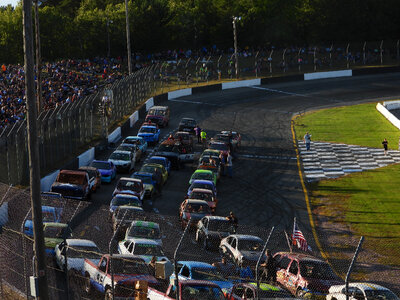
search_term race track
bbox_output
[21,72,400,298]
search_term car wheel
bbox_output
[203,237,209,250]
[104,288,112,300]
[84,274,92,295]
[296,289,305,298]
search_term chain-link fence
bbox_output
[1,41,400,185]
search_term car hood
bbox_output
[99,169,113,175]
[69,258,100,272]
[52,182,82,190]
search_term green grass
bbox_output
[294,102,400,149]
[311,165,400,265]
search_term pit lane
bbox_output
[53,72,400,297]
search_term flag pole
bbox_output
[284,231,292,253]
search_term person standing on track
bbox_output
[226,152,233,178]
[200,129,207,148]
[226,211,238,233]
[382,138,388,156]
[194,125,201,143]
[304,132,312,151]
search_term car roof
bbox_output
[190,188,213,194]
[150,106,168,110]
[228,234,263,241]
[185,199,209,205]
[191,180,214,185]
[193,169,213,174]
[79,166,97,171]
[178,261,214,269]
[92,160,110,164]
[66,239,98,247]
[149,156,167,161]
[179,280,221,288]
[205,216,229,221]
[330,283,392,291]
[106,254,146,261]
[43,222,68,228]
[59,169,87,175]
[116,206,144,211]
[125,136,144,140]
[275,251,325,262]
[130,220,160,229]
[181,118,195,121]
[175,131,190,135]
[111,150,131,155]
[113,194,139,199]
[124,238,160,245]
[119,177,141,183]
[133,172,153,177]
[141,125,156,128]
[143,163,164,169]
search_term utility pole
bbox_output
[22,0,49,299]
[125,0,132,75]
[232,16,241,79]
[34,0,42,113]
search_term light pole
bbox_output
[106,18,113,58]
[125,0,132,75]
[232,16,241,79]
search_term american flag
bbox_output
[292,220,312,252]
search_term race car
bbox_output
[122,136,148,155]
[188,188,218,212]
[189,169,217,186]
[137,125,161,145]
[179,199,212,229]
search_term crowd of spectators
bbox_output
[0,57,124,130]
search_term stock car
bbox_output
[198,155,221,181]
[208,140,230,156]
[227,282,293,299]
[124,221,163,246]
[188,188,218,212]
[112,206,145,233]
[169,261,234,293]
[178,117,197,134]
[43,222,70,256]
[147,156,171,174]
[179,199,212,229]
[24,205,63,237]
[326,283,399,300]
[274,251,342,298]
[187,180,217,198]
[200,149,220,161]
[109,194,142,215]
[118,238,170,264]
[189,169,217,186]
[79,166,101,193]
[195,216,235,250]
[55,238,101,274]
[137,125,161,145]
[123,136,148,155]
[117,143,142,162]
[221,131,241,149]
[145,105,170,127]
[173,131,194,149]
[131,172,157,198]
[90,160,116,183]
[113,177,145,201]
[219,235,265,268]
[141,163,168,185]
[108,150,136,173]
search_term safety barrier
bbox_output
[376,101,400,130]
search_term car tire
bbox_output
[296,289,305,298]
[104,288,112,300]
[84,274,92,296]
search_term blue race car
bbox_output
[90,160,116,183]
[123,136,148,154]
[131,172,157,198]
[170,261,234,293]
[137,125,161,145]
[109,194,142,215]
[147,156,171,174]
[24,205,63,237]
[187,179,217,198]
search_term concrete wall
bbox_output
[78,147,95,168]
[40,169,60,192]
[108,127,122,144]
[304,70,352,80]
[377,101,400,130]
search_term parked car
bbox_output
[219,234,265,268]
[108,150,136,173]
[326,283,399,300]
[179,199,212,229]
[79,166,101,193]
[178,118,197,134]
[90,160,116,183]
[122,136,148,155]
[196,216,235,250]
[24,205,63,237]
[109,194,142,215]
[187,180,217,198]
[131,172,157,198]
[147,156,171,174]
[138,125,161,145]
[118,238,170,264]
[113,177,144,201]
[43,222,70,256]
[174,131,193,149]
[170,261,234,293]
[117,143,142,162]
[189,169,217,186]
[125,220,163,246]
[145,105,170,127]
[274,251,342,298]
[228,282,293,299]
[55,239,101,274]
[50,169,90,200]
[188,188,218,212]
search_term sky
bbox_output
[2,0,19,7]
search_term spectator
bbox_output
[382,138,388,156]
[226,152,233,178]
[304,132,312,151]
[226,211,238,233]
[194,125,201,143]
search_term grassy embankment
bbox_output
[294,102,400,266]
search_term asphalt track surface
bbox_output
[41,73,400,298]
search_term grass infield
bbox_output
[294,102,400,266]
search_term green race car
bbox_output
[189,169,217,186]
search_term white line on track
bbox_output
[250,86,308,97]
[168,98,221,106]
[238,154,297,160]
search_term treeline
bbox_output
[1,0,400,64]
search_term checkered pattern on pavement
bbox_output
[297,141,400,182]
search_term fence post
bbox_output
[282,48,287,73]
[363,41,366,65]
[255,227,274,300]
[329,43,333,67]
[380,40,384,65]
[397,40,399,63]
[268,49,273,74]
[346,43,350,69]
[345,236,364,300]
[298,48,302,72]
[173,218,191,300]
[313,47,317,71]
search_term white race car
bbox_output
[118,238,170,264]
[326,283,399,300]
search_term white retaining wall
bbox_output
[168,88,192,100]
[40,169,60,192]
[130,111,139,127]
[304,70,352,80]
[108,127,122,144]
[377,101,400,130]
[222,79,261,90]
[145,98,154,110]
[78,147,95,167]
